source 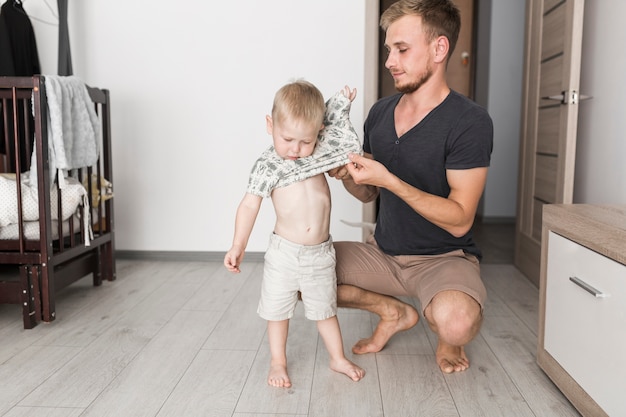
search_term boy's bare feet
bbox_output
[268,363,292,388]
[436,341,469,373]
[330,358,366,382]
[352,300,419,354]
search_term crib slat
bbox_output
[9,87,26,254]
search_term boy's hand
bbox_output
[340,85,357,102]
[224,248,244,273]
[328,165,351,180]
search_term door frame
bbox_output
[514,0,586,286]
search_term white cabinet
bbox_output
[538,205,626,417]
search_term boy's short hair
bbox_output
[272,80,325,127]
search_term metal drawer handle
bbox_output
[569,276,609,298]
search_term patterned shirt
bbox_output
[246,92,362,198]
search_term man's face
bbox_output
[384,14,435,94]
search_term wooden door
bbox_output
[514,0,586,286]
[446,0,474,97]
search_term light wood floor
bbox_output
[0,249,581,416]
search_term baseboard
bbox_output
[116,251,266,262]
[477,216,516,224]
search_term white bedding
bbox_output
[0,216,81,240]
[0,172,91,243]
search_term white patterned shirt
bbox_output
[246,92,362,198]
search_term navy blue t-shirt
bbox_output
[364,90,493,259]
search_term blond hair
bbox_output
[272,80,325,127]
[380,0,461,59]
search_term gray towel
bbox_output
[30,75,101,188]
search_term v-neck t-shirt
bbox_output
[363,90,493,258]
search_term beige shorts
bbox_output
[334,236,486,314]
[258,233,337,321]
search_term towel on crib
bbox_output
[246,91,362,198]
[30,75,101,188]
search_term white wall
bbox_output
[22,0,625,252]
[24,0,377,253]
[478,0,525,220]
[575,1,626,205]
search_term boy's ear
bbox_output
[266,115,273,135]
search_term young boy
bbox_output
[224,80,364,388]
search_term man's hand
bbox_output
[344,153,391,188]
[328,153,380,203]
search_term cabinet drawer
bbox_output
[544,231,626,416]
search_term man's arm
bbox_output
[328,152,379,203]
[344,153,488,237]
[224,193,263,273]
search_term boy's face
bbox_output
[266,115,322,160]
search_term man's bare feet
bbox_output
[268,363,292,388]
[330,358,366,382]
[436,341,469,373]
[352,300,419,354]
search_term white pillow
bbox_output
[0,172,88,227]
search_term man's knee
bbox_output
[426,290,482,344]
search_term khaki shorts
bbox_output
[258,233,337,321]
[334,236,486,314]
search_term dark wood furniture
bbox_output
[0,75,116,328]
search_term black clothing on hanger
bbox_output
[0,0,41,166]
[0,0,41,76]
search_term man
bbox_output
[330,0,493,374]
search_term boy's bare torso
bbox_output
[271,173,331,246]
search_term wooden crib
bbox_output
[0,75,116,328]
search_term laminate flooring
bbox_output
[0,226,581,416]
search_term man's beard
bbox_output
[395,65,433,94]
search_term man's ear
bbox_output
[266,115,273,135]
[434,35,450,64]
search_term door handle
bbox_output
[542,90,592,104]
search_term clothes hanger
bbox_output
[12,0,58,26]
